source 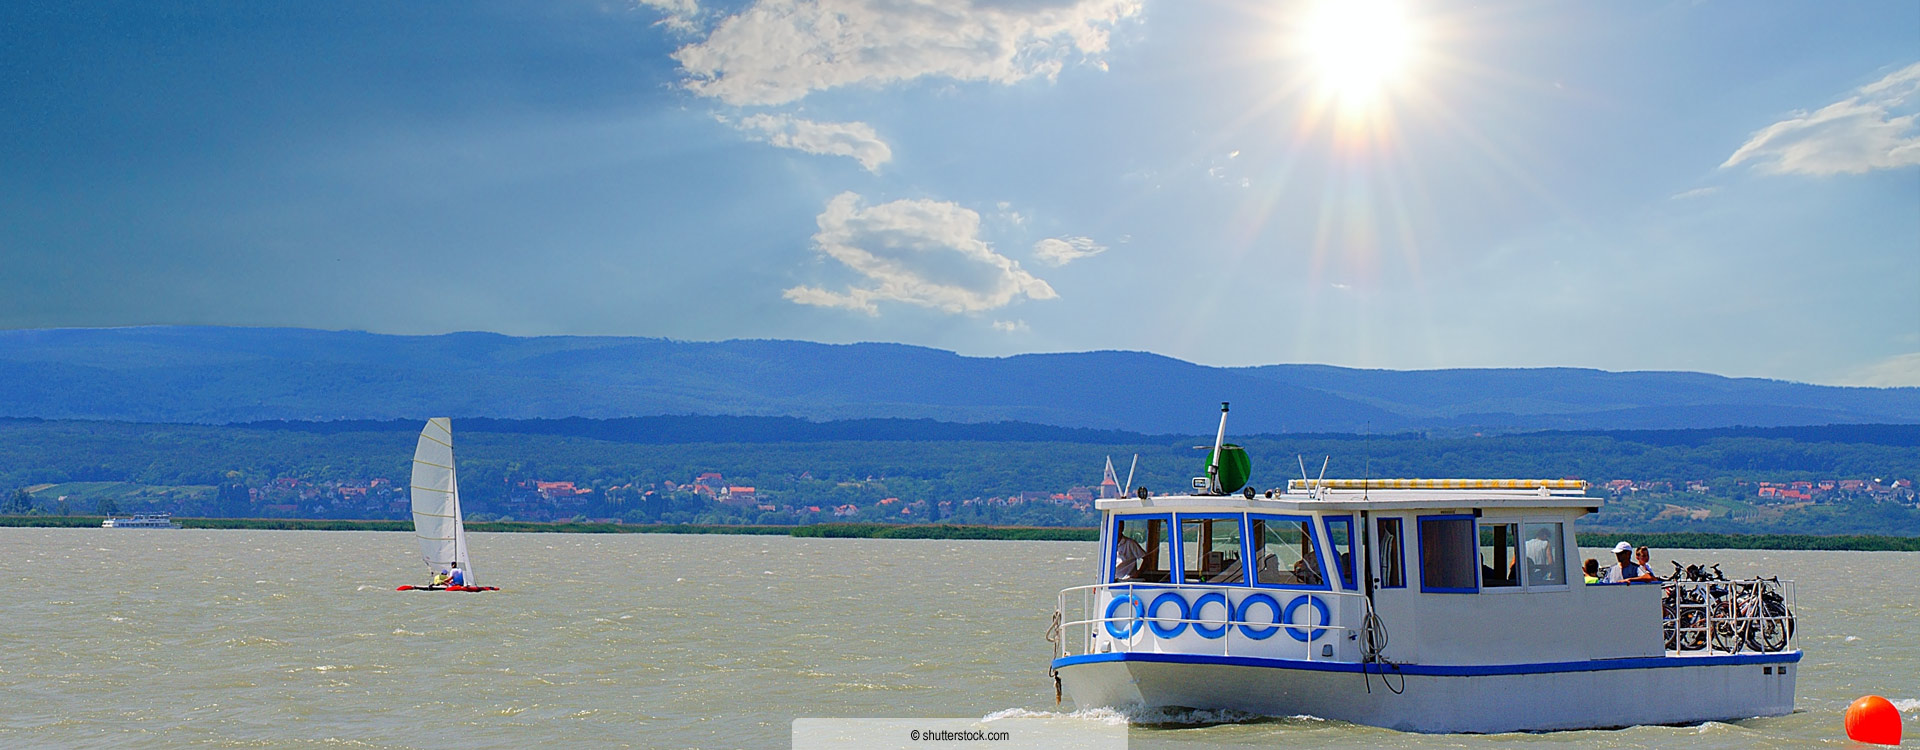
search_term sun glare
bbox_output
[1299,0,1416,113]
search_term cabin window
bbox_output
[1418,515,1478,593]
[1111,515,1173,583]
[1249,515,1325,587]
[1522,522,1566,586]
[1376,517,1405,588]
[1324,515,1356,589]
[1480,522,1521,588]
[1180,516,1246,584]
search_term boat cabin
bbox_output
[1079,479,1671,667]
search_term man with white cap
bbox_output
[1604,541,1654,583]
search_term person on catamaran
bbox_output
[431,567,452,588]
[447,562,466,587]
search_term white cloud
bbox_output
[991,319,1030,332]
[1847,352,1920,387]
[730,113,892,171]
[1670,186,1719,200]
[638,0,704,34]
[672,0,1143,106]
[1032,235,1106,266]
[1722,62,1920,176]
[785,192,1058,314]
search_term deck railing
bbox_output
[1660,578,1797,655]
[1052,582,1367,662]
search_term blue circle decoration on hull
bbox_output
[1235,593,1283,640]
[1147,592,1192,638]
[1104,594,1145,639]
[1283,595,1332,642]
[1190,592,1231,639]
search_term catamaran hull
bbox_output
[1053,652,1799,733]
[394,585,499,592]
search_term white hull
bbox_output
[1055,652,1799,733]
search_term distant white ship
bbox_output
[101,513,181,529]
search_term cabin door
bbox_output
[1366,514,1420,662]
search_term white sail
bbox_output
[410,417,473,584]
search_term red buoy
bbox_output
[1845,695,1901,746]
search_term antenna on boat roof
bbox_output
[1124,454,1138,496]
[1364,421,1371,502]
[1206,402,1229,494]
[1298,455,1310,485]
[1316,456,1330,497]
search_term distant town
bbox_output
[12,469,1916,532]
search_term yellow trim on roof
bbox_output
[1287,478,1589,490]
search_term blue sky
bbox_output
[2,0,1916,386]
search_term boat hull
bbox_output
[395,585,499,592]
[1053,651,1800,733]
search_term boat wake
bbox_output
[983,706,1306,727]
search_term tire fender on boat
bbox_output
[1191,592,1231,639]
[1146,592,1192,638]
[1236,593,1283,640]
[1283,595,1332,642]
[1104,593,1146,639]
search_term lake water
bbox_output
[1,529,1915,749]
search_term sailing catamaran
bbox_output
[396,418,498,592]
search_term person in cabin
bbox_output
[1582,558,1601,584]
[1113,534,1147,581]
[1293,550,1324,585]
[1523,527,1558,583]
[1525,528,1556,567]
[447,562,466,587]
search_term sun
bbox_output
[1298,0,1417,113]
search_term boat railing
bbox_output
[1660,577,1797,655]
[1052,582,1367,663]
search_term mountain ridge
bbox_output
[0,326,1913,433]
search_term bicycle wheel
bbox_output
[1757,601,1792,651]
[1677,609,1707,651]
[1749,619,1786,652]
[1712,620,1744,653]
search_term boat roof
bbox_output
[1096,478,1601,514]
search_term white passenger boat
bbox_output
[101,512,181,529]
[1048,405,1799,733]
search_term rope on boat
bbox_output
[1360,599,1406,695]
[1046,610,1064,705]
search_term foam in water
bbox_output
[1893,698,1919,713]
[982,705,1287,727]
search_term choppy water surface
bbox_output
[1,529,1914,749]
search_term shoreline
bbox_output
[3,515,1916,549]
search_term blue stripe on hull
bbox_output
[1051,650,1801,677]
